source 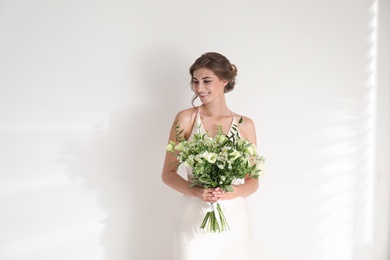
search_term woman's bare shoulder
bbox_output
[233,113,256,142]
[175,107,198,124]
[172,107,198,138]
[234,113,255,128]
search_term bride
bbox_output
[161,52,259,260]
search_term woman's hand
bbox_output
[212,186,238,200]
[192,184,246,202]
[191,186,219,203]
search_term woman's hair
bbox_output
[189,52,237,106]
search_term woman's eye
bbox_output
[204,80,211,84]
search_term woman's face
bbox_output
[192,68,227,104]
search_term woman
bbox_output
[162,52,259,260]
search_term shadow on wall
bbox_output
[57,48,190,260]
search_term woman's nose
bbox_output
[194,82,205,90]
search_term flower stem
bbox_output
[200,202,230,233]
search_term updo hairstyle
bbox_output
[189,52,238,104]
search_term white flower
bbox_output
[257,160,266,176]
[227,161,232,170]
[175,142,184,151]
[221,146,229,153]
[166,141,176,153]
[215,134,227,144]
[229,150,241,161]
[184,155,195,168]
[245,144,257,156]
[202,151,218,164]
[194,155,203,163]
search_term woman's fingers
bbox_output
[201,188,215,202]
[211,188,224,200]
[198,187,235,202]
[213,186,236,200]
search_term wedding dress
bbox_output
[173,108,254,260]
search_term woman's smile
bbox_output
[192,68,227,103]
[198,92,210,99]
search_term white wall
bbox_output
[0,1,388,260]
[374,0,390,259]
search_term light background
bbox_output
[0,0,389,260]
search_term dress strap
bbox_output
[189,106,203,139]
[229,112,240,137]
[191,106,239,137]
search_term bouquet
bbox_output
[166,117,265,233]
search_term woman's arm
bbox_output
[161,110,218,203]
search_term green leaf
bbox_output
[199,175,212,184]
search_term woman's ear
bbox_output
[222,80,228,87]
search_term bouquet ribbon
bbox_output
[211,202,221,228]
[201,201,230,232]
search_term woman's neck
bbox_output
[200,101,231,118]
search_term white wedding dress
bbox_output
[173,109,254,260]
